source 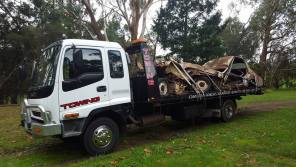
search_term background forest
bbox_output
[0,0,295,104]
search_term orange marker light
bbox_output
[64,113,79,119]
[34,127,41,134]
[131,38,146,44]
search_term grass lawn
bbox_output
[0,89,295,167]
[72,107,296,167]
[238,89,296,105]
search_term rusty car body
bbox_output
[156,56,263,96]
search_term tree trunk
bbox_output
[274,79,280,89]
[129,25,139,40]
[11,94,18,104]
[101,0,109,41]
[139,10,148,38]
[140,2,153,38]
[116,0,153,40]
[259,24,271,79]
[259,36,268,78]
[82,0,106,40]
[129,0,141,40]
[0,95,4,104]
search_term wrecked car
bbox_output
[156,56,263,96]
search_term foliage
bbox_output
[105,15,128,47]
[1,0,296,102]
[153,0,226,63]
[110,0,154,40]
[238,89,296,105]
[0,0,140,104]
[0,0,35,103]
[220,17,259,60]
[250,0,296,76]
[0,0,84,103]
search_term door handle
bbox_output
[97,86,107,92]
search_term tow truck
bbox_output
[20,39,263,155]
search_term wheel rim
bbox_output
[92,125,113,148]
[196,80,209,92]
[225,105,234,119]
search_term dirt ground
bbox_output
[117,100,296,151]
[239,100,296,112]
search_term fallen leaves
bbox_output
[110,160,118,165]
[144,148,152,156]
[198,139,207,144]
[110,157,127,166]
[247,158,257,165]
[166,148,173,155]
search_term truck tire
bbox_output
[221,100,236,122]
[82,117,119,155]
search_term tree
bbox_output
[0,0,36,103]
[144,30,159,58]
[64,0,154,41]
[153,0,225,63]
[250,0,296,76]
[0,0,84,103]
[110,0,154,40]
[105,15,127,47]
[81,0,106,40]
[220,17,259,60]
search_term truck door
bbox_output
[106,49,131,106]
[58,46,109,118]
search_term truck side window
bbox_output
[62,48,104,91]
[108,50,124,78]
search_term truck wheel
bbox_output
[82,117,119,155]
[221,100,236,122]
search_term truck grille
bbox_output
[31,117,44,123]
[31,110,41,117]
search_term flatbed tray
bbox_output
[151,87,263,105]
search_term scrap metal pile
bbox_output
[156,56,263,96]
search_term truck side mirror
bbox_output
[126,52,131,65]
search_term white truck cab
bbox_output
[21,39,133,154]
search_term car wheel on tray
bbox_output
[158,78,169,96]
[195,76,212,92]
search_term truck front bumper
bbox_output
[21,120,61,136]
[20,99,62,137]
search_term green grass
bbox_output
[238,89,296,105]
[0,89,295,167]
[1,107,294,167]
[70,107,296,167]
[0,106,61,154]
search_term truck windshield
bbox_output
[31,45,61,88]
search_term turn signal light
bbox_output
[64,113,79,119]
[34,127,41,134]
[131,38,146,44]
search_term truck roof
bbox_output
[61,39,122,49]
